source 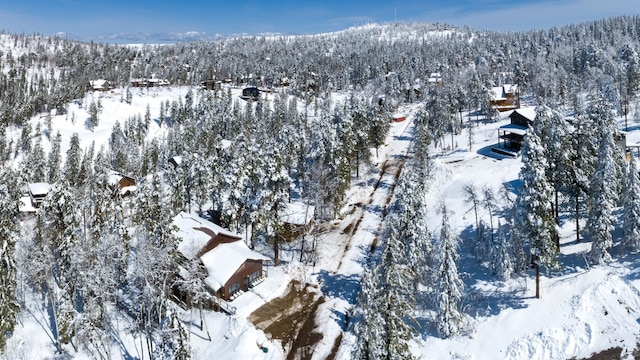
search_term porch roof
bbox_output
[499,123,528,136]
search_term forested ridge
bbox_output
[1,14,640,359]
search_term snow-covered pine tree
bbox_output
[623,153,640,252]
[129,173,180,355]
[356,186,420,359]
[63,132,82,187]
[463,183,482,244]
[401,165,433,291]
[534,105,570,224]
[26,132,46,182]
[0,168,22,351]
[491,221,514,281]
[587,124,618,264]
[378,215,417,359]
[435,204,464,338]
[39,181,83,346]
[367,98,391,159]
[352,268,387,360]
[565,110,595,243]
[515,123,560,269]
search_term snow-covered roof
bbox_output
[28,182,51,196]
[510,106,537,122]
[218,139,233,150]
[490,84,518,101]
[108,171,123,186]
[170,156,183,166]
[280,202,315,226]
[200,241,270,292]
[490,86,506,101]
[119,185,136,196]
[173,211,269,291]
[499,123,528,136]
[428,72,442,83]
[89,79,109,89]
[107,170,135,186]
[19,196,35,213]
[173,211,242,260]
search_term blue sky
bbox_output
[1,0,640,43]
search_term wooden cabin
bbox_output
[490,84,520,112]
[88,79,111,92]
[28,182,52,209]
[173,212,270,302]
[494,107,536,156]
[108,171,136,197]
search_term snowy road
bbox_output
[308,105,419,360]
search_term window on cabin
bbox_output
[249,270,261,284]
[229,282,240,296]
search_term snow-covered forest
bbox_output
[2,14,640,359]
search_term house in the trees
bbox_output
[168,155,183,169]
[201,79,222,91]
[108,171,136,197]
[27,182,51,208]
[427,72,443,87]
[88,79,112,92]
[173,212,270,302]
[130,78,170,88]
[490,84,520,112]
[494,106,536,156]
[279,202,315,242]
[240,86,260,101]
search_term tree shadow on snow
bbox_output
[316,270,361,305]
[457,225,530,318]
[476,144,517,161]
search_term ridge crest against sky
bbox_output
[2,0,640,43]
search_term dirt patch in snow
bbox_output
[571,346,622,360]
[248,280,325,359]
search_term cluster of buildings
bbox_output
[20,171,314,314]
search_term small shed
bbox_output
[279,202,315,242]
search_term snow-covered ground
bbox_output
[7,84,640,359]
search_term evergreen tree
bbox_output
[39,181,83,346]
[47,132,62,183]
[435,204,464,338]
[378,213,417,359]
[623,154,640,252]
[492,221,513,281]
[353,268,386,359]
[587,125,618,264]
[0,168,21,351]
[64,132,82,187]
[26,132,46,182]
[515,126,560,269]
